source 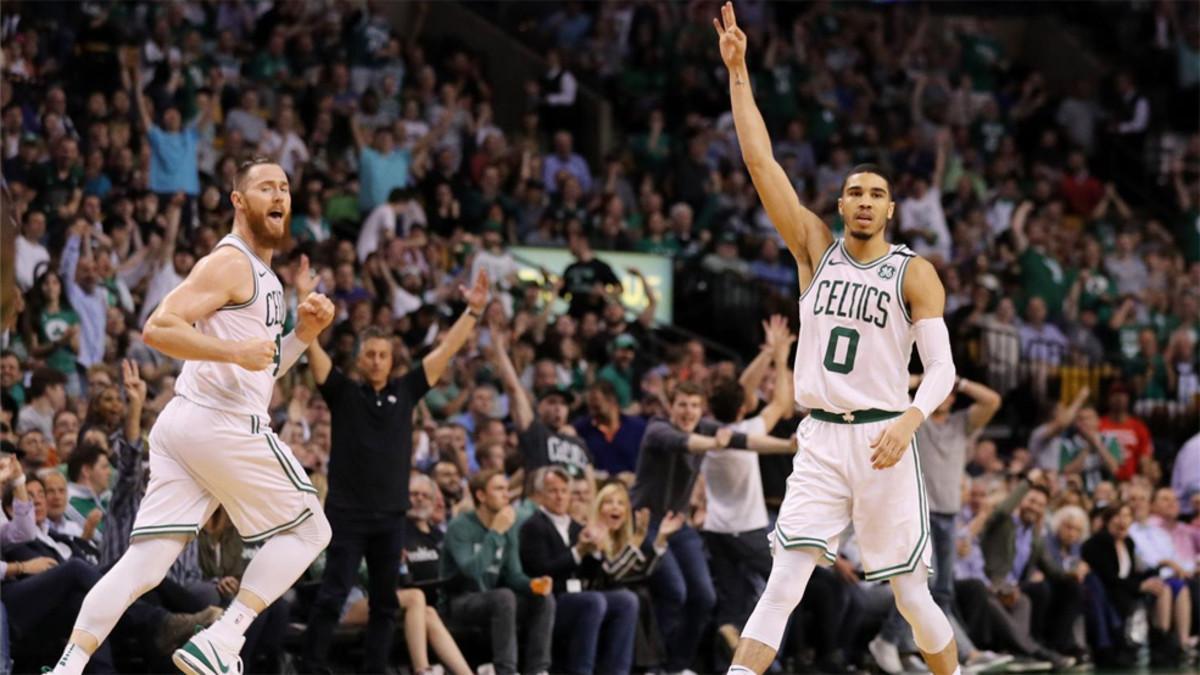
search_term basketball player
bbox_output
[49,159,337,675]
[714,4,961,675]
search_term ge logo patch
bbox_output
[879,264,896,280]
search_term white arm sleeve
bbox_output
[911,317,956,420]
[275,332,308,379]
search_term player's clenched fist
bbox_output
[233,338,277,371]
[295,293,335,343]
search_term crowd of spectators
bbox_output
[1,0,1199,673]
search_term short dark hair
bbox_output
[234,157,280,191]
[841,163,892,195]
[28,368,66,400]
[468,467,505,504]
[4,474,42,515]
[67,442,108,482]
[670,381,707,403]
[707,377,746,424]
[587,379,619,402]
[1098,501,1129,527]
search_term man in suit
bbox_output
[980,469,1082,666]
[520,466,638,675]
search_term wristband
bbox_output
[728,432,749,449]
[11,474,25,487]
[466,308,482,320]
[956,377,967,392]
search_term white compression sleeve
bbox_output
[274,332,308,379]
[910,318,956,420]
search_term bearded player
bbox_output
[714,5,961,675]
[50,158,337,675]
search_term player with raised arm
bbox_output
[49,158,337,675]
[714,4,961,675]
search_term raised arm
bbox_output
[489,312,534,432]
[714,2,831,269]
[421,270,490,386]
[758,315,796,430]
[142,247,276,369]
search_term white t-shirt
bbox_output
[899,187,950,262]
[701,416,769,533]
[138,262,184,328]
[257,130,310,178]
[357,203,397,262]
[15,236,50,292]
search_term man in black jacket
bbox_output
[519,466,637,675]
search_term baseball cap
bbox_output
[612,334,638,351]
[537,387,571,404]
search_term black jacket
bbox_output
[519,509,601,593]
[1081,529,1155,616]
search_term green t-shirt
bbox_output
[1078,267,1115,321]
[636,236,680,257]
[40,308,80,375]
[597,364,634,409]
[1019,248,1071,316]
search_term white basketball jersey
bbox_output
[793,239,916,413]
[175,234,285,416]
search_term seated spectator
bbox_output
[979,469,1079,666]
[1125,484,1192,653]
[37,470,90,540]
[2,475,220,668]
[1082,502,1177,666]
[440,469,554,675]
[64,442,111,545]
[520,466,638,674]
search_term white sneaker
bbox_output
[902,654,930,672]
[476,665,496,675]
[171,630,243,675]
[869,636,904,674]
[964,650,1015,673]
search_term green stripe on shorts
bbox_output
[242,508,313,543]
[862,438,930,581]
[265,434,317,494]
[774,526,838,563]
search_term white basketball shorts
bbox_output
[772,412,932,581]
[130,395,319,544]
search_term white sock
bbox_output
[951,667,962,675]
[727,666,756,674]
[206,599,257,647]
[52,641,90,675]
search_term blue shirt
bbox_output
[572,414,647,475]
[147,125,200,196]
[1008,515,1034,586]
[359,147,411,212]
[542,153,592,194]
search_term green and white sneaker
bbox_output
[172,630,243,675]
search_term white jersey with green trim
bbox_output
[793,238,916,415]
[175,234,285,416]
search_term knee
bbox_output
[654,570,687,608]
[608,590,639,619]
[759,572,805,611]
[398,588,425,610]
[490,587,517,618]
[690,577,716,612]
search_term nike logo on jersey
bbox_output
[258,270,267,277]
[827,259,844,266]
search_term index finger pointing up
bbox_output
[723,2,737,30]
